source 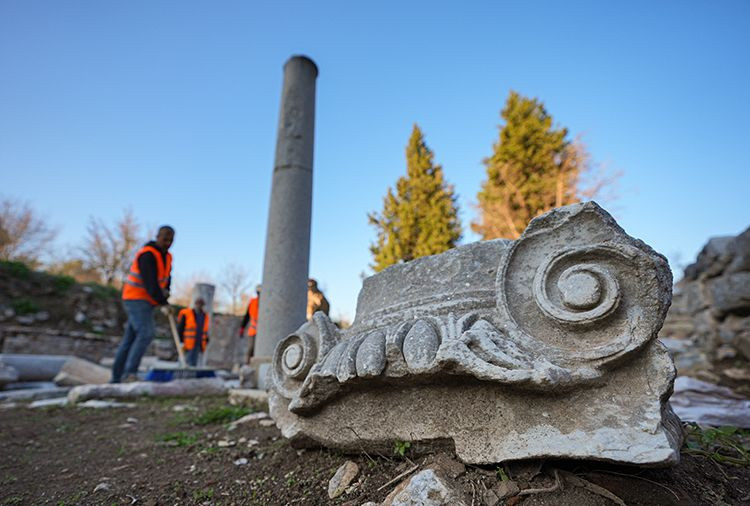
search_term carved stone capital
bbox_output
[268,202,681,466]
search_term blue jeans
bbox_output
[186,346,201,367]
[111,299,156,382]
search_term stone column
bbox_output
[254,56,318,376]
[191,283,215,316]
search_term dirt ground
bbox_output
[1,396,749,506]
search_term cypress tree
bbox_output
[472,91,585,239]
[368,125,461,272]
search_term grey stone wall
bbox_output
[0,325,175,363]
[659,226,750,390]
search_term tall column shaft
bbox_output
[191,283,215,314]
[255,56,318,359]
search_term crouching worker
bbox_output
[177,298,210,366]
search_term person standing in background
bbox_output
[177,298,210,366]
[307,278,329,320]
[239,285,260,364]
[111,226,175,383]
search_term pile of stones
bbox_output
[660,227,750,392]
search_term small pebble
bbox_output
[93,483,111,493]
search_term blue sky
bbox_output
[1,1,748,320]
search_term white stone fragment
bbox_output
[382,469,468,506]
[327,461,359,499]
[268,203,682,466]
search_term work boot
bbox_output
[122,373,139,383]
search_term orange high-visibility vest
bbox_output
[178,308,210,352]
[246,297,259,337]
[122,245,172,305]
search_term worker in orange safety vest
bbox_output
[111,225,175,383]
[239,285,260,364]
[177,298,210,366]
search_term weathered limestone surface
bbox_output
[268,202,682,466]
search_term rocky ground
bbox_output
[1,396,749,506]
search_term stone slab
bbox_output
[0,386,70,402]
[53,356,111,386]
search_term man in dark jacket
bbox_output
[111,225,174,382]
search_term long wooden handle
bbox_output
[167,311,187,367]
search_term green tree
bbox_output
[368,125,461,272]
[472,91,594,239]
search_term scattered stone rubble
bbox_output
[270,202,682,466]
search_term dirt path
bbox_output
[1,397,749,505]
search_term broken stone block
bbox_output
[53,356,111,386]
[268,202,682,466]
[327,460,359,499]
[382,469,468,506]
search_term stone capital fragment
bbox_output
[268,202,683,466]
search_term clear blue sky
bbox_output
[1,1,748,320]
